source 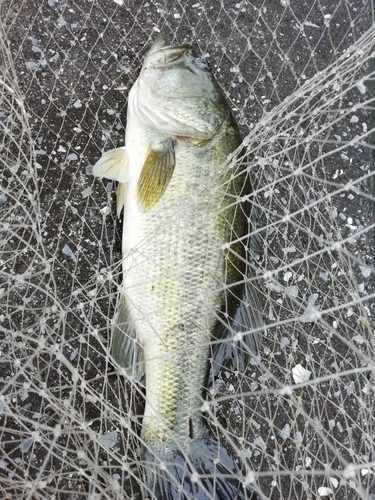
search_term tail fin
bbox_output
[143,433,258,500]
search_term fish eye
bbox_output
[193,58,211,72]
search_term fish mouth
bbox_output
[146,44,194,68]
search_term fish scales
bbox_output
[125,122,240,452]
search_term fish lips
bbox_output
[145,44,194,69]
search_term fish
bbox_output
[93,36,263,500]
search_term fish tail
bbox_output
[143,432,258,500]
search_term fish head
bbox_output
[129,37,229,140]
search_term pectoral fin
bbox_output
[137,138,175,211]
[93,147,129,183]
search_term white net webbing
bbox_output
[1,1,375,499]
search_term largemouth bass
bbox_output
[93,36,262,500]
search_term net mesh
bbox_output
[1,1,374,499]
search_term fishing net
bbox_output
[1,0,374,499]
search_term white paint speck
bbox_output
[344,464,356,479]
[81,187,92,199]
[73,99,82,108]
[70,349,78,361]
[318,486,333,496]
[62,244,77,263]
[356,81,366,94]
[20,439,34,453]
[280,385,292,396]
[279,423,290,440]
[300,294,320,323]
[292,364,311,384]
[319,272,330,282]
[100,206,111,216]
[329,207,337,219]
[283,271,292,283]
[253,435,266,449]
[345,381,355,395]
[359,266,371,278]
[304,21,319,28]
[283,246,296,254]
[352,334,364,344]
[267,281,282,292]
[98,430,118,447]
[250,418,261,429]
[25,61,39,71]
[286,286,299,298]
[347,307,354,318]
[329,477,339,488]
[250,356,261,366]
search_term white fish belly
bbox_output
[121,129,227,454]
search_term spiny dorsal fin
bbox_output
[137,138,175,211]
